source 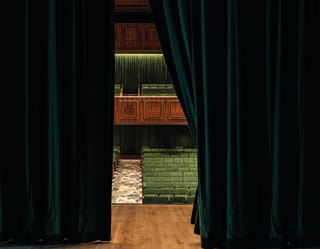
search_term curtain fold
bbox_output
[115,54,172,85]
[150,0,320,248]
[0,0,114,244]
[113,125,195,154]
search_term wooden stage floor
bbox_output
[1,204,202,249]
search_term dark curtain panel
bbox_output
[150,0,320,248]
[0,0,114,244]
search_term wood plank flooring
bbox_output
[1,204,201,249]
[109,204,200,249]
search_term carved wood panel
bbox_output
[114,97,187,125]
[119,99,139,119]
[115,23,161,52]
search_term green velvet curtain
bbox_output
[1,0,114,244]
[115,54,172,85]
[150,0,320,248]
[113,126,195,154]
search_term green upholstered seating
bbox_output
[142,147,198,204]
[114,83,121,96]
[141,83,176,96]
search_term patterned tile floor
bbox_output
[112,159,143,204]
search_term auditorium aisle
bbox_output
[112,159,143,204]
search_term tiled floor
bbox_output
[112,159,143,204]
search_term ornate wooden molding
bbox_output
[119,99,139,120]
[114,96,187,125]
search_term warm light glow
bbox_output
[115,54,164,57]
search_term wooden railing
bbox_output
[114,96,187,125]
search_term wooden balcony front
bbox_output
[114,96,187,125]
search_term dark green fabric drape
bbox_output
[150,0,320,248]
[115,54,172,85]
[113,126,195,154]
[1,0,114,244]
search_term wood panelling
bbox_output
[115,23,161,52]
[114,96,187,125]
[115,0,151,13]
[144,100,163,119]
[119,99,139,119]
[168,99,186,120]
